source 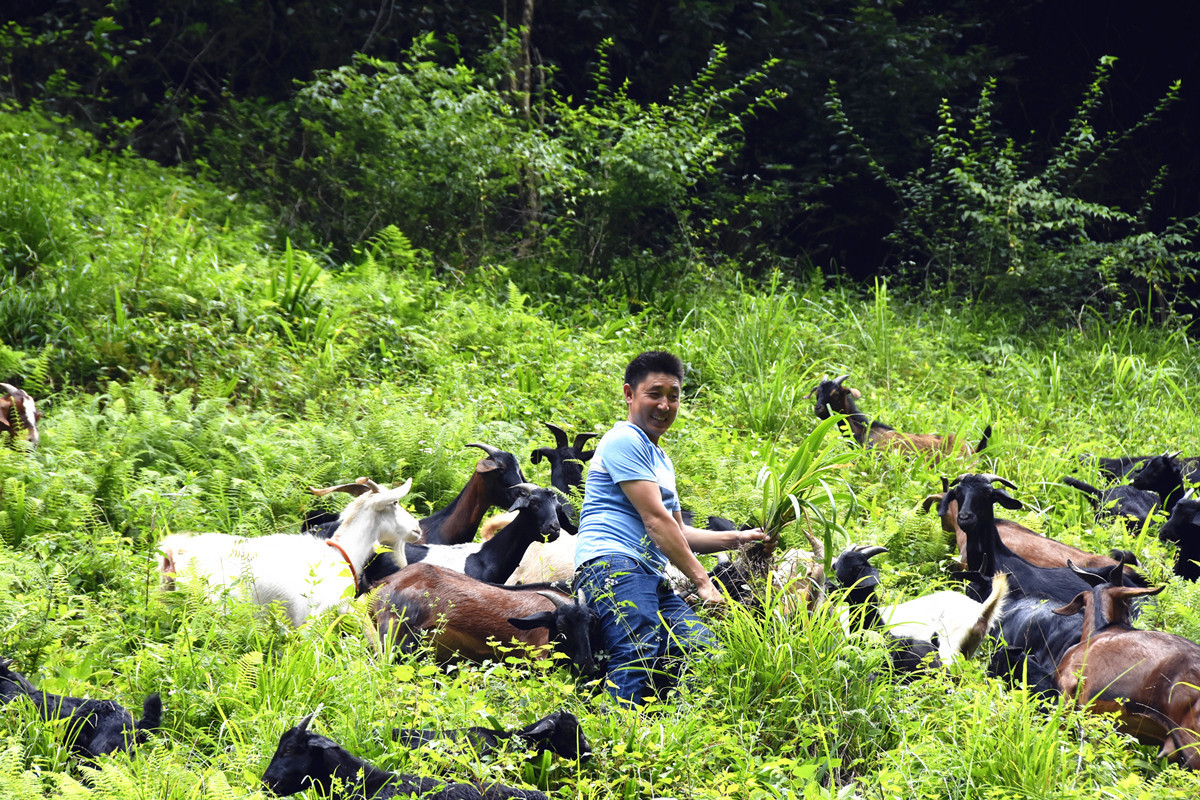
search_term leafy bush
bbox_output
[830,57,1200,318]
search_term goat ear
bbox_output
[1113,585,1165,602]
[994,489,1023,510]
[849,387,861,398]
[508,611,556,631]
[1052,594,1087,616]
[936,491,955,518]
[521,716,556,737]
[476,459,500,473]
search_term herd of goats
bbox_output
[4,374,1200,796]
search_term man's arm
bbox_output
[678,518,766,554]
[619,480,724,604]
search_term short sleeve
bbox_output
[600,427,659,485]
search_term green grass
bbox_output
[4,107,1200,798]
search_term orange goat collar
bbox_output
[325,539,359,589]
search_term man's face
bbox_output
[624,371,681,443]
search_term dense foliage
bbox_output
[4,108,1200,797]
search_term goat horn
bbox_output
[537,590,571,609]
[297,704,324,733]
[510,482,539,495]
[1185,488,1195,501]
[800,527,823,561]
[0,383,19,396]
[466,442,501,458]
[978,473,1018,490]
[856,544,888,558]
[309,479,373,497]
[576,588,587,606]
[1169,450,1183,459]
[833,374,849,386]
[573,431,597,451]
[543,423,569,448]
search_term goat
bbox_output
[0,382,41,448]
[810,375,990,457]
[1052,561,1200,769]
[371,563,599,676]
[1063,452,1185,530]
[305,444,528,546]
[831,545,1010,670]
[1158,491,1200,580]
[159,478,422,626]
[0,658,161,758]
[922,477,1141,570]
[530,423,594,496]
[1085,453,1200,484]
[262,709,549,799]
[393,709,590,762]
[938,473,1142,605]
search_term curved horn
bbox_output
[466,442,501,458]
[576,588,587,606]
[855,544,888,559]
[1168,450,1183,459]
[297,704,324,733]
[979,473,1018,491]
[509,482,539,495]
[833,374,849,387]
[537,590,571,609]
[948,473,971,487]
[573,432,597,452]
[543,423,569,448]
[1185,488,1196,501]
[0,383,19,396]
[309,478,374,497]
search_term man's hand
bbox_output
[693,578,725,605]
[736,528,768,546]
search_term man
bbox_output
[573,350,765,706]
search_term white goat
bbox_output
[158,478,421,626]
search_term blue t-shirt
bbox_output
[574,421,681,572]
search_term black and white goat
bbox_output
[0,382,41,448]
[0,658,161,758]
[831,545,1010,671]
[262,709,548,800]
[394,709,590,762]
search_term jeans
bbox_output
[575,555,714,706]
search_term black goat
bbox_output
[1063,452,1185,530]
[262,710,548,800]
[1086,453,1200,484]
[530,423,594,496]
[0,658,161,758]
[985,594,1085,697]
[938,473,1144,604]
[305,444,527,546]
[1158,491,1200,580]
[393,709,590,762]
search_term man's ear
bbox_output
[622,383,634,403]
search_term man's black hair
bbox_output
[624,351,685,390]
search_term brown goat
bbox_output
[1052,563,1200,769]
[811,375,989,457]
[921,478,1135,572]
[0,383,41,448]
[370,562,598,675]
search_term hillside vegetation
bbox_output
[4,107,1200,798]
